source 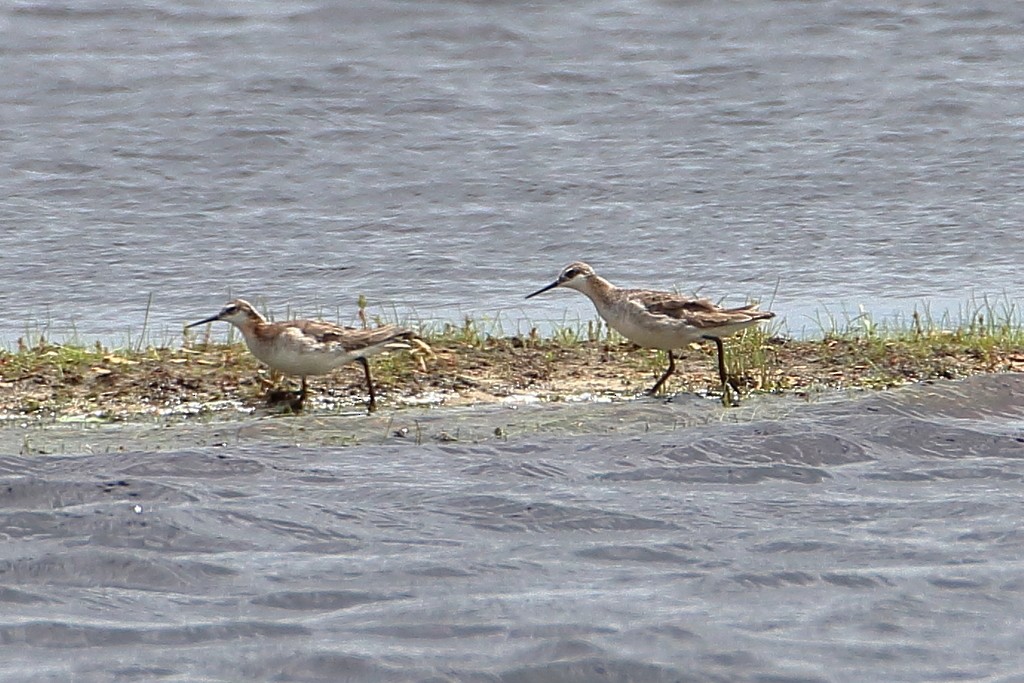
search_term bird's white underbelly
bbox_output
[595,303,701,350]
[609,316,698,349]
[601,307,760,349]
[247,340,355,377]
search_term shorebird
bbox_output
[186,299,427,413]
[526,262,775,397]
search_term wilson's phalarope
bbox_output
[526,262,775,397]
[186,299,426,413]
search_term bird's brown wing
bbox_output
[636,291,772,329]
[288,320,412,351]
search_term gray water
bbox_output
[2,0,1023,344]
[1,375,1024,682]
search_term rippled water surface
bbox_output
[2,0,1023,343]
[2,375,1024,681]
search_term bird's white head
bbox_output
[186,299,264,330]
[525,262,596,299]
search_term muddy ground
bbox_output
[2,335,1022,424]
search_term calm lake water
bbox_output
[3,2,1024,682]
[1,0,1022,344]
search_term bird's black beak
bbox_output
[525,280,561,299]
[185,313,222,329]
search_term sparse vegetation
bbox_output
[1,298,1022,424]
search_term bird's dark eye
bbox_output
[563,268,580,280]
[224,305,239,315]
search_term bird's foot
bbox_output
[266,388,305,412]
[646,378,671,396]
[718,377,743,407]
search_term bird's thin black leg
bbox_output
[359,357,377,413]
[648,350,676,395]
[705,336,727,386]
[703,335,740,406]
